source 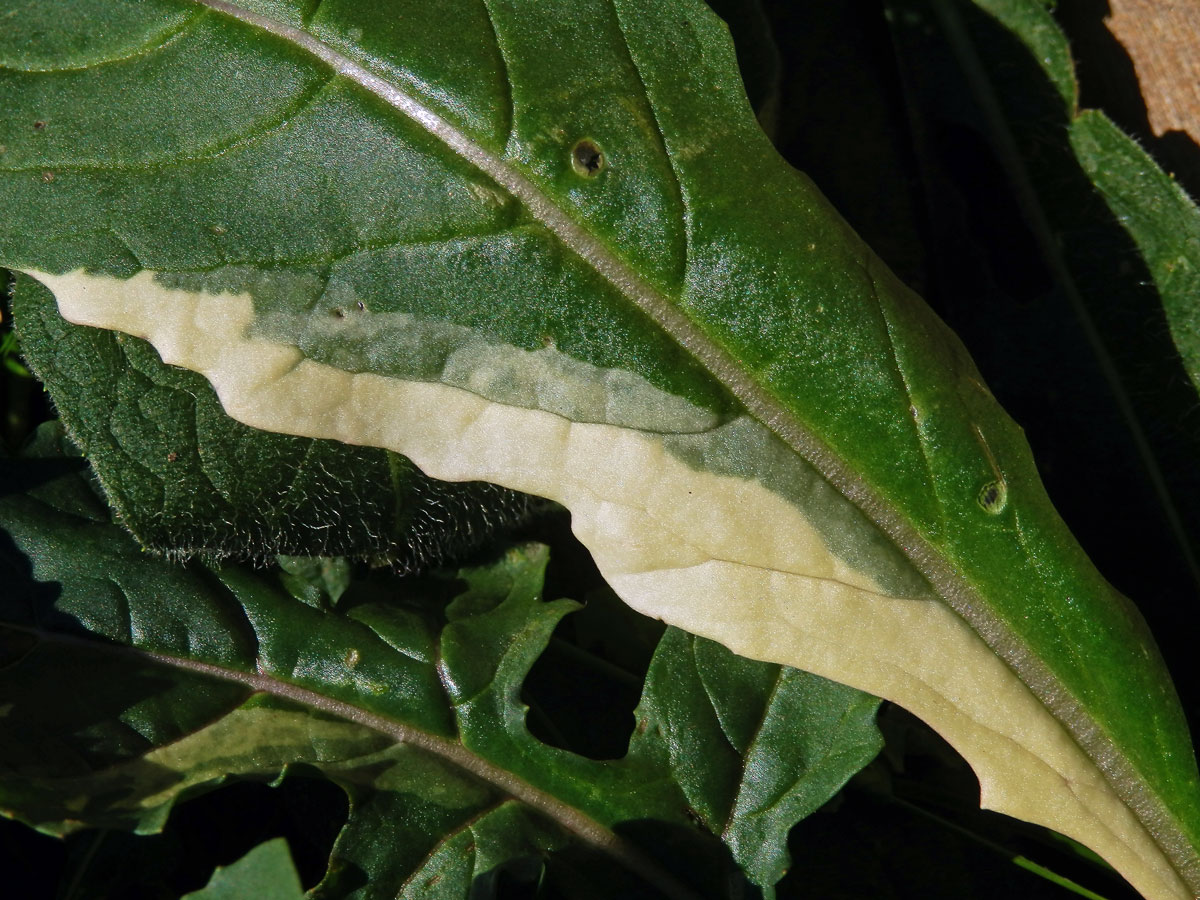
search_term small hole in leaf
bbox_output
[977,480,1007,514]
[571,139,605,177]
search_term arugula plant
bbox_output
[2,1,1199,898]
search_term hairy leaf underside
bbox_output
[2,447,885,895]
[1,1,1198,897]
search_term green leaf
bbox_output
[0,456,676,891]
[182,838,306,900]
[1,2,1197,898]
[0,329,30,379]
[884,0,1200,581]
[963,0,1200,370]
[1013,855,1115,900]
[277,554,353,608]
[1,449,878,896]
[639,629,883,889]
[10,273,533,570]
[1067,112,1200,395]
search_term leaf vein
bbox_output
[0,72,336,175]
[299,0,326,28]
[721,668,784,837]
[0,12,205,74]
[396,797,509,894]
[862,257,947,526]
[478,0,515,155]
[609,0,689,289]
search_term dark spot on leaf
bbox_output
[571,138,605,177]
[331,307,346,318]
[40,171,54,183]
[32,120,45,131]
[977,480,1007,514]
[167,451,178,463]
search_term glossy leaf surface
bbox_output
[0,1,1197,897]
[885,0,1200,593]
[0,446,878,895]
[639,629,882,889]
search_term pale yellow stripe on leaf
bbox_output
[31,268,1192,900]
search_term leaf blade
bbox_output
[0,461,708,895]
[2,1,1198,896]
[181,838,306,900]
[639,628,884,890]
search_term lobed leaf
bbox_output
[638,629,882,889]
[1,1,1198,897]
[1,445,878,895]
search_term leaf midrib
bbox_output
[13,621,700,899]
[181,0,1195,887]
[183,0,943,646]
